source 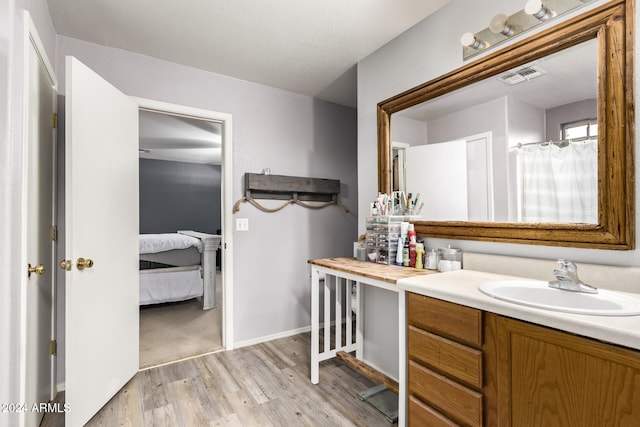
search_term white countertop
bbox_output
[397,269,640,351]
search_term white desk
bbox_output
[308,257,434,426]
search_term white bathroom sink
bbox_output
[478,280,640,316]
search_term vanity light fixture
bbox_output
[489,14,515,36]
[460,32,486,50]
[524,0,555,21]
[461,0,595,60]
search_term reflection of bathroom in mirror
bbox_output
[392,38,597,224]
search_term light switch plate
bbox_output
[236,218,249,232]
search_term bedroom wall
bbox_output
[139,159,222,234]
[357,0,638,379]
[54,35,358,385]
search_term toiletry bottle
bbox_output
[396,237,404,266]
[416,243,424,269]
[426,249,438,270]
[402,241,410,267]
[407,224,417,267]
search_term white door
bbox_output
[24,34,56,427]
[64,56,139,427]
[406,140,468,220]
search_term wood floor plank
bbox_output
[44,332,390,426]
[195,353,241,396]
[208,412,246,427]
[166,377,212,426]
[143,404,179,426]
[217,349,271,405]
[224,390,276,427]
[139,367,169,412]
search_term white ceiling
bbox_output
[138,110,222,164]
[46,0,450,108]
[399,38,598,123]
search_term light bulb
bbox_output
[489,14,515,36]
[525,0,553,21]
[460,32,484,50]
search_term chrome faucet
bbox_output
[548,259,598,293]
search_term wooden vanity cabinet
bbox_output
[497,316,640,427]
[407,292,640,427]
[407,292,499,426]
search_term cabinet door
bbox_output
[497,317,640,427]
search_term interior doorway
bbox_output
[134,98,234,367]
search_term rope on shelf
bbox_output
[233,195,349,214]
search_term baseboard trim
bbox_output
[234,325,311,349]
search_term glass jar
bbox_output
[437,246,463,272]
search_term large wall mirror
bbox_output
[377,0,634,249]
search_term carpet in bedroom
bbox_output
[139,279,223,368]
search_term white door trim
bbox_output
[20,12,58,426]
[132,97,234,350]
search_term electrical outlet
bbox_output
[236,218,249,232]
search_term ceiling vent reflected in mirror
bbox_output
[499,66,547,85]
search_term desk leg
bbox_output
[355,281,363,360]
[311,268,320,384]
[398,290,407,426]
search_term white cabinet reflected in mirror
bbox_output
[392,38,597,224]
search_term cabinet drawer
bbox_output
[408,325,483,388]
[409,395,460,427]
[409,360,483,427]
[408,292,482,346]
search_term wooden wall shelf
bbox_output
[245,173,340,202]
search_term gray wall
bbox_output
[546,98,598,141]
[139,159,221,234]
[357,0,640,379]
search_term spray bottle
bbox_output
[408,224,417,267]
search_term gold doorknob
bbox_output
[27,263,45,278]
[76,257,94,271]
[59,260,72,271]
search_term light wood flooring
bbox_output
[43,333,392,426]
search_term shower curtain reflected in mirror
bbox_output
[517,139,597,223]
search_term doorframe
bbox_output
[20,11,58,423]
[132,97,234,350]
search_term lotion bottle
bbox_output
[416,243,424,269]
[395,237,404,266]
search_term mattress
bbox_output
[139,233,203,269]
[139,265,203,305]
[139,233,202,254]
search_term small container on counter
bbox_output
[425,249,439,270]
[437,246,463,272]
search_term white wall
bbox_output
[0,1,57,424]
[391,115,427,146]
[357,0,639,378]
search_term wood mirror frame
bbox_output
[377,0,634,250]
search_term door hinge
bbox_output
[52,113,58,129]
[50,340,57,356]
[50,225,57,241]
[224,242,227,249]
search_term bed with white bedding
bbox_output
[139,232,221,309]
